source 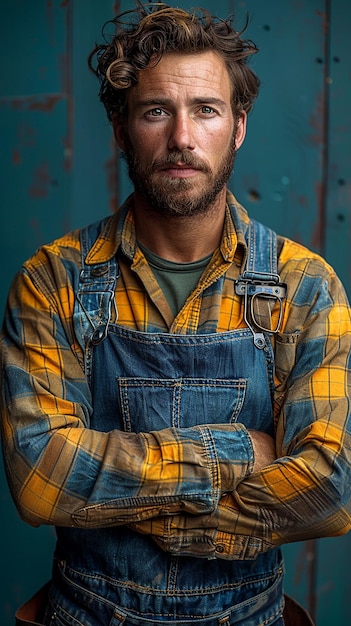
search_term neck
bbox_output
[133,188,227,263]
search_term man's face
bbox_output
[114,51,246,217]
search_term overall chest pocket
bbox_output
[117,377,247,432]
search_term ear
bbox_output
[112,114,126,151]
[235,111,247,150]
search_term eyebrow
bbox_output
[135,97,228,108]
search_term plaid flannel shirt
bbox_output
[1,191,351,559]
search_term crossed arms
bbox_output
[1,244,351,560]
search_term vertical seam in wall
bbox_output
[65,0,73,174]
[320,0,331,257]
[307,7,332,622]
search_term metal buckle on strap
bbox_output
[235,274,287,349]
[76,287,118,345]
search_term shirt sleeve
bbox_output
[129,255,351,559]
[0,250,253,528]
[233,261,351,550]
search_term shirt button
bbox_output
[215,544,225,553]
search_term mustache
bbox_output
[152,151,210,173]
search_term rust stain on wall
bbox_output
[307,91,325,149]
[28,95,63,112]
[28,163,51,199]
[311,180,325,253]
[9,95,63,113]
[12,150,21,166]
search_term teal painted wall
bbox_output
[1,1,350,624]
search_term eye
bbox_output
[147,108,166,117]
[200,105,216,115]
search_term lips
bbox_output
[159,163,194,169]
[158,165,200,178]
[153,151,209,175]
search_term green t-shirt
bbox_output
[139,242,212,316]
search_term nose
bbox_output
[167,113,195,152]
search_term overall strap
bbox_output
[245,219,279,281]
[73,219,119,354]
[235,219,286,349]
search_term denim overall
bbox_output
[45,210,286,626]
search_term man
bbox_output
[1,3,351,625]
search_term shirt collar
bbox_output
[85,191,249,267]
[84,197,133,265]
[220,191,248,266]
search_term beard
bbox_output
[121,134,237,218]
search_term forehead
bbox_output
[129,50,232,103]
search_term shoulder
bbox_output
[277,234,336,291]
[23,213,118,272]
[15,214,117,305]
[276,235,350,328]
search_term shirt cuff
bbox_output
[197,424,254,496]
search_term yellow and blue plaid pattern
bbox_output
[1,191,350,559]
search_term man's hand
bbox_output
[249,430,276,472]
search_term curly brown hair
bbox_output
[88,2,260,122]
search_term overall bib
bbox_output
[44,214,286,626]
